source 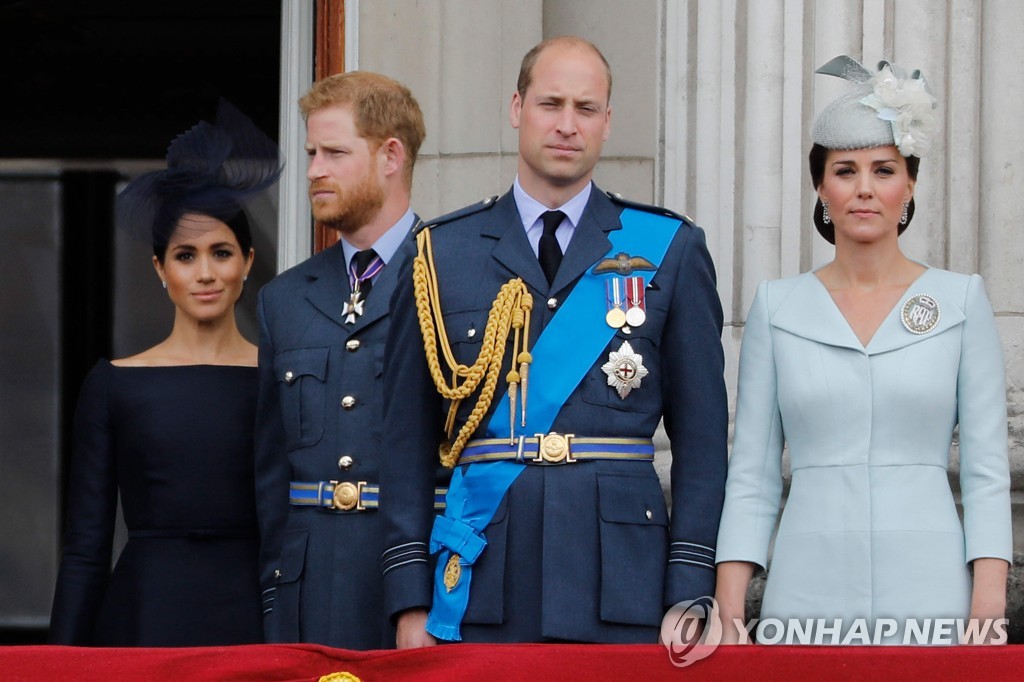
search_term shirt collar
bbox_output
[340,207,415,270]
[512,177,592,230]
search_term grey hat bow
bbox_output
[811,55,938,158]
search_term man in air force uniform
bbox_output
[255,71,437,649]
[380,37,728,646]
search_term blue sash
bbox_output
[425,208,682,640]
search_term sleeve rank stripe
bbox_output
[670,540,716,552]
[668,557,716,569]
[381,556,429,575]
[667,548,716,557]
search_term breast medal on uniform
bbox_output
[410,194,688,641]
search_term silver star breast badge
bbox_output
[601,340,649,399]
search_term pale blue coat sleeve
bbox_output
[715,280,785,570]
[957,274,1012,563]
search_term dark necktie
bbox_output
[352,248,379,299]
[538,210,565,286]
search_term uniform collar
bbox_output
[512,177,591,231]
[339,207,415,270]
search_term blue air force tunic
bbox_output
[255,227,446,649]
[379,187,728,643]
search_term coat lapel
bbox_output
[484,192,550,293]
[550,189,618,294]
[303,225,416,336]
[865,268,966,355]
[770,268,967,355]
[484,186,621,295]
[770,272,864,351]
[304,242,351,333]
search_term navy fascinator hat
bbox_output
[116,99,283,253]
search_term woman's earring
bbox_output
[900,201,909,225]
[822,201,831,225]
[161,280,167,289]
[243,276,248,283]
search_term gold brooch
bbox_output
[444,553,462,592]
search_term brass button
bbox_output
[332,482,359,511]
[645,510,653,520]
[341,396,357,409]
[346,339,361,351]
[547,297,558,310]
[338,455,354,470]
[284,370,295,383]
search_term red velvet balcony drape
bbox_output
[3,643,1022,681]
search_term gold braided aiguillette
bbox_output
[414,228,533,467]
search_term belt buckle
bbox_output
[328,480,365,511]
[533,432,576,464]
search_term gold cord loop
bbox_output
[414,228,534,467]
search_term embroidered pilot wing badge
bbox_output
[602,340,649,399]
[592,252,657,276]
[901,293,940,335]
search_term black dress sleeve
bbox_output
[49,361,118,645]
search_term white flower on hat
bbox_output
[859,64,938,157]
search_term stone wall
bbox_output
[347,0,1024,630]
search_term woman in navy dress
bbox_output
[49,102,281,646]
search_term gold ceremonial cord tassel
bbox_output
[414,228,533,468]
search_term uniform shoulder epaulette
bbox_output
[605,190,695,225]
[418,195,500,233]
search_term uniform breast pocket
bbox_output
[581,332,661,414]
[274,347,329,450]
[440,310,485,368]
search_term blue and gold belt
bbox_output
[289,481,448,512]
[458,435,655,465]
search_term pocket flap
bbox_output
[598,474,668,526]
[277,529,309,585]
[441,310,484,347]
[274,347,329,383]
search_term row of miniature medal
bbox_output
[605,276,647,330]
[602,275,649,400]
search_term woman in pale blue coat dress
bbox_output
[714,57,1011,645]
